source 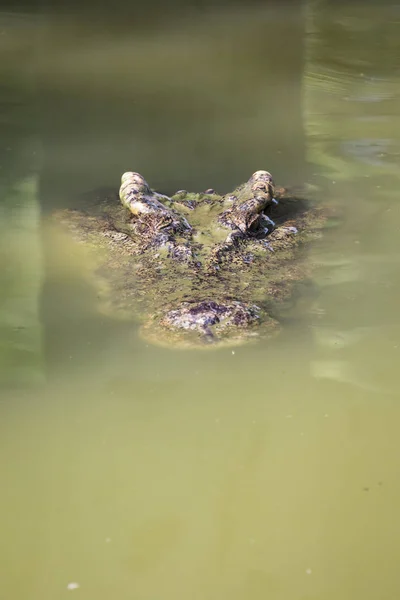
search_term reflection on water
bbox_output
[1,2,400,599]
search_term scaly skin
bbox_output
[52,171,328,349]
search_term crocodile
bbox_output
[53,170,328,349]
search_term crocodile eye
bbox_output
[251,170,273,181]
[250,171,275,193]
[120,172,150,194]
[251,181,270,194]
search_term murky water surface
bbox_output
[1,2,400,599]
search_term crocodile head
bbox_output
[54,171,327,349]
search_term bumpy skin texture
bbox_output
[53,171,327,348]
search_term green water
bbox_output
[1,2,400,599]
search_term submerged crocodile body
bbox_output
[54,170,328,348]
